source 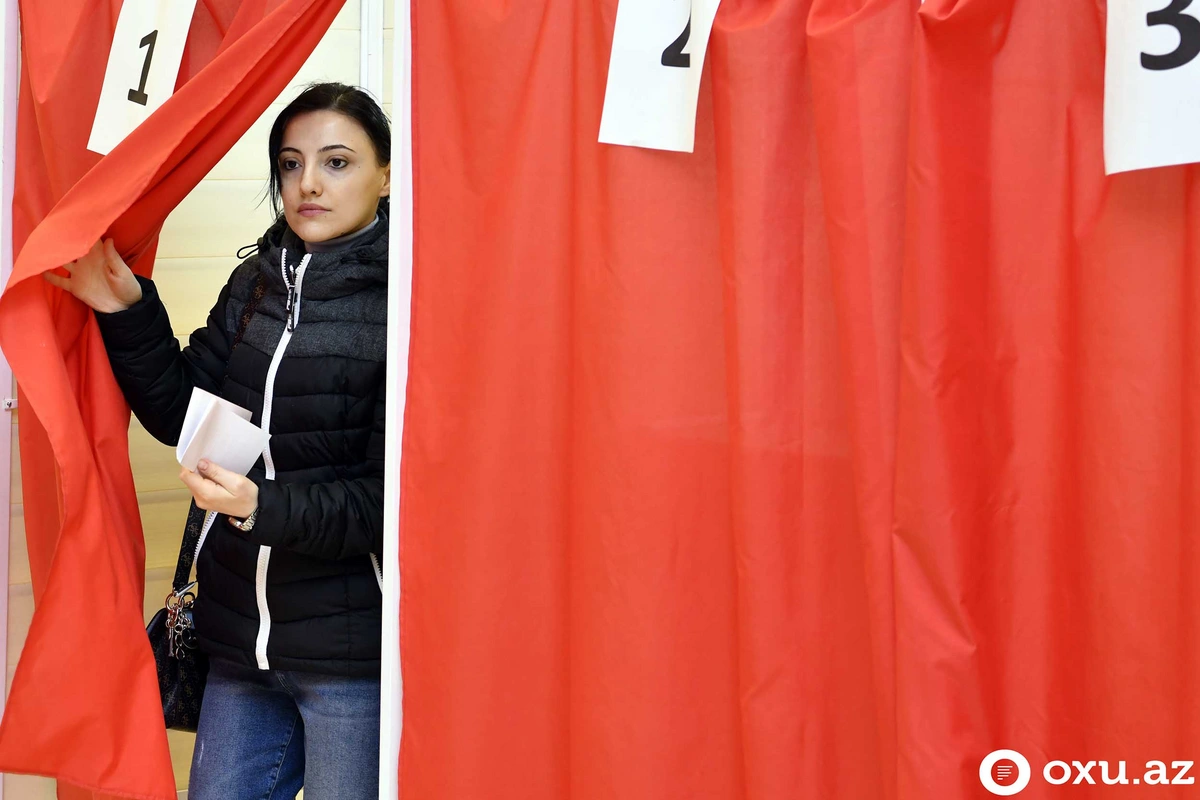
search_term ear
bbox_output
[379,164,391,198]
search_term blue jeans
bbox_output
[188,658,380,800]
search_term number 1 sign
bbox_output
[1106,0,1200,173]
[87,0,199,155]
[598,0,722,153]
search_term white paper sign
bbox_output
[1105,0,1200,174]
[177,389,270,477]
[598,0,722,153]
[87,0,198,155]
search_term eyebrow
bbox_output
[278,144,357,156]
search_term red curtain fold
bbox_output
[0,1,345,797]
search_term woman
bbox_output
[45,82,391,800]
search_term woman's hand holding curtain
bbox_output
[43,238,143,313]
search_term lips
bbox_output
[298,203,329,217]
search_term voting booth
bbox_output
[4,1,1200,799]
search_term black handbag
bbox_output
[146,501,212,731]
[145,271,266,732]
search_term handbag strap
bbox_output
[169,272,268,591]
[171,504,210,592]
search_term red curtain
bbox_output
[401,0,1200,798]
[898,0,1200,794]
[0,1,345,797]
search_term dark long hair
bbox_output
[266,82,391,220]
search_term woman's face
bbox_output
[277,109,390,243]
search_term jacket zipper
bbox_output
[370,553,383,591]
[194,510,218,565]
[252,248,311,670]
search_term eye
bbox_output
[281,158,301,171]
[328,157,349,169]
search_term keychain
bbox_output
[164,581,198,658]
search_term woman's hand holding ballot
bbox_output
[180,459,259,519]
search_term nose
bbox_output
[299,161,322,197]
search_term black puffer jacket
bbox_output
[97,213,388,677]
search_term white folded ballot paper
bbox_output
[176,388,270,477]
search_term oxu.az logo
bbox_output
[979,750,1032,796]
[980,749,1196,795]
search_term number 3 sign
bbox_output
[598,0,723,153]
[1106,0,1200,173]
[87,0,199,155]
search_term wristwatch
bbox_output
[228,506,259,532]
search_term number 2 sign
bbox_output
[87,0,199,156]
[598,0,723,153]
[1105,0,1200,173]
